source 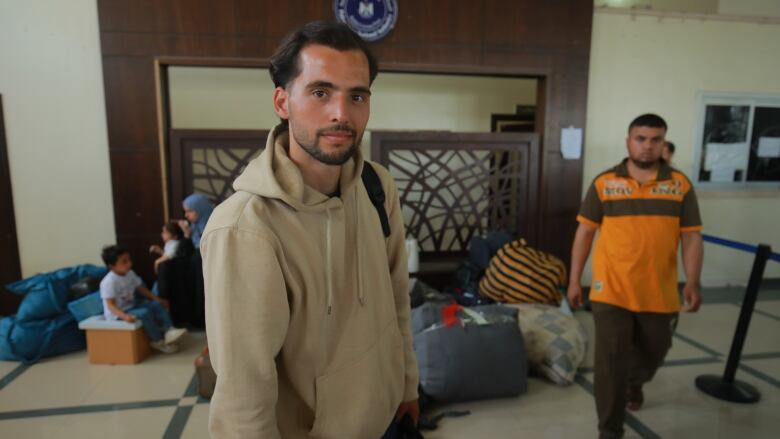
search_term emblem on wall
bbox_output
[334,0,398,42]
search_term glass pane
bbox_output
[747,106,780,182]
[699,105,750,182]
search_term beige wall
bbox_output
[169,67,537,158]
[584,11,780,286]
[595,0,780,17]
[169,67,277,130]
[718,0,780,17]
[598,0,719,14]
[0,0,115,276]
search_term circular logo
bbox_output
[334,0,398,42]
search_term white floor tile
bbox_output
[666,334,713,361]
[754,300,780,321]
[0,359,22,380]
[0,413,70,439]
[56,406,175,439]
[741,357,780,383]
[424,377,600,438]
[676,303,780,355]
[180,404,210,439]
[630,362,779,439]
[0,352,111,412]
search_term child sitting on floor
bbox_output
[100,245,186,353]
[149,221,183,274]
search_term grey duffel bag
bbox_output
[412,303,528,403]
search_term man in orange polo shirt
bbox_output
[567,114,704,439]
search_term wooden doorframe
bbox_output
[0,95,23,315]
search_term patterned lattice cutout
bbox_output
[191,146,264,203]
[387,148,525,254]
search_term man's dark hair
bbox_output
[628,113,667,133]
[665,141,676,154]
[163,221,184,240]
[269,21,378,89]
[101,245,128,267]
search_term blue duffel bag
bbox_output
[0,313,86,364]
[6,265,107,323]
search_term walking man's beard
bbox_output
[630,157,659,169]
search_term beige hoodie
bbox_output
[201,125,418,439]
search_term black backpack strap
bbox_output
[361,162,391,238]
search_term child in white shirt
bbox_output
[149,221,183,274]
[100,245,186,353]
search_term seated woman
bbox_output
[179,193,214,252]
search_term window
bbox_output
[694,93,780,189]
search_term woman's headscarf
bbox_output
[183,193,214,248]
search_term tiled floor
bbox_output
[1,287,779,439]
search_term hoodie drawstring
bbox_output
[326,186,368,315]
[326,208,333,315]
[356,193,366,306]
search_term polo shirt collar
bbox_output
[614,158,673,181]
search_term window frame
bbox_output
[693,92,780,191]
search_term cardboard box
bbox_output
[79,316,151,364]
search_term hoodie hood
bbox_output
[233,124,364,212]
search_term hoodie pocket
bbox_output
[309,321,405,439]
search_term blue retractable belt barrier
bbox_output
[702,234,780,262]
[695,235,776,404]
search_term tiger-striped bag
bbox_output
[479,239,567,305]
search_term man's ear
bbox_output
[273,86,289,120]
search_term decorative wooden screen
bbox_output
[371,131,540,265]
[168,129,268,216]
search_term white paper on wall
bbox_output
[757,137,780,158]
[710,167,736,183]
[704,142,749,170]
[561,126,582,160]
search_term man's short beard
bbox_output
[630,157,659,169]
[290,123,360,166]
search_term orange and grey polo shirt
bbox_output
[576,159,702,313]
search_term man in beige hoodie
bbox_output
[201,21,419,438]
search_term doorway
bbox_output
[0,95,22,316]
